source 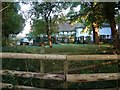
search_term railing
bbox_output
[0,52,120,89]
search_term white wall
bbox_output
[58,27,111,42]
[75,27,111,41]
[76,28,93,41]
[99,27,111,35]
[76,27,111,37]
[76,28,92,37]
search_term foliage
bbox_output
[67,2,119,31]
[67,2,120,46]
[66,2,106,44]
[67,2,104,33]
[31,19,46,37]
[33,2,58,35]
[32,2,71,47]
[32,2,72,34]
[2,2,25,39]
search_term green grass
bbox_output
[2,44,114,54]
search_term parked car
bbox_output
[20,38,29,45]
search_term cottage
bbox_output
[56,22,112,44]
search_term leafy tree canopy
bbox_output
[32,2,69,35]
[31,19,46,37]
[2,2,25,39]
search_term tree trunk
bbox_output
[46,28,52,48]
[109,14,116,43]
[108,8,120,53]
[48,35,52,48]
[92,23,100,45]
[45,17,53,48]
[118,23,120,53]
[117,23,120,53]
[103,2,120,53]
[49,16,53,48]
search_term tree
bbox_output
[67,2,120,48]
[33,2,58,47]
[2,2,25,39]
[101,2,120,53]
[32,19,46,37]
[67,2,104,44]
[102,2,116,40]
[90,2,105,45]
[32,2,70,47]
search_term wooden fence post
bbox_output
[40,47,45,54]
[40,60,44,88]
[40,47,45,88]
[63,60,68,89]
[40,60,44,74]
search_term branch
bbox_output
[0,4,11,12]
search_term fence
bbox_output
[0,52,120,89]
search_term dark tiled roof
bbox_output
[58,22,84,32]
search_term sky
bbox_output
[17,3,33,38]
[16,3,80,38]
[17,19,31,38]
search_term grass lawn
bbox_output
[2,44,114,54]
